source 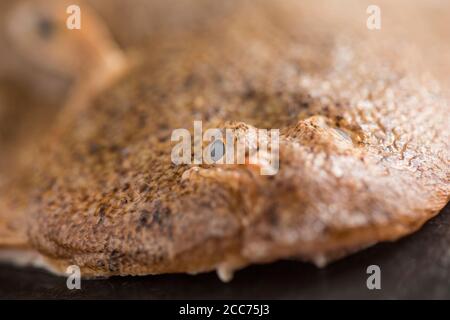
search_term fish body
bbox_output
[0,0,448,281]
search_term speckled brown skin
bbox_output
[0,0,449,280]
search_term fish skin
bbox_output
[0,0,449,280]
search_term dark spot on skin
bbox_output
[158,122,169,130]
[138,112,147,128]
[96,204,106,225]
[138,201,172,230]
[269,211,279,226]
[152,208,165,226]
[139,183,151,193]
[108,144,121,153]
[335,115,344,122]
[89,142,101,155]
[98,205,106,216]
[265,203,279,226]
[243,87,257,100]
[138,209,150,226]
[95,260,105,269]
[157,135,167,142]
[108,250,122,272]
[37,17,55,40]
[96,260,106,268]
[183,74,197,88]
[202,111,212,121]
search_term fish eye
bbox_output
[36,16,55,40]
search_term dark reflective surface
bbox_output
[1,203,449,299]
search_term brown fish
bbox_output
[0,0,448,281]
